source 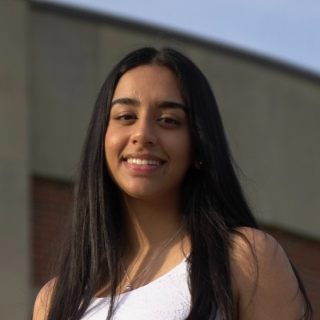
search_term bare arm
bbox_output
[230,228,305,320]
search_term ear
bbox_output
[193,159,202,169]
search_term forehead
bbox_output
[112,65,183,103]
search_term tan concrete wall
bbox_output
[0,1,31,319]
[29,8,320,241]
[29,10,98,179]
[187,46,320,238]
[1,3,318,319]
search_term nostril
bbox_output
[130,130,157,146]
[131,138,156,146]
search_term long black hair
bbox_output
[44,47,312,320]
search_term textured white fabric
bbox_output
[81,257,191,320]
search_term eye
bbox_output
[158,117,180,126]
[115,114,136,121]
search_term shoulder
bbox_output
[229,227,290,288]
[229,227,305,319]
[32,278,57,320]
[229,227,281,266]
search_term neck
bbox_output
[120,192,184,255]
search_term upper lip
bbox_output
[123,153,166,162]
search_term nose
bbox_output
[130,116,157,147]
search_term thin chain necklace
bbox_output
[120,225,184,292]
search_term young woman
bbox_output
[33,47,312,320]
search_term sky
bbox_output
[35,0,320,75]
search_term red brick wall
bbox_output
[32,177,72,286]
[32,177,320,319]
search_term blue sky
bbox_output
[35,0,320,75]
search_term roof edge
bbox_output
[30,0,320,84]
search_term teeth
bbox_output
[126,158,161,166]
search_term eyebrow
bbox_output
[111,98,186,111]
[111,98,140,107]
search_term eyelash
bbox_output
[116,114,135,121]
[114,114,180,126]
[159,118,180,126]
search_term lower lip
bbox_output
[123,160,164,172]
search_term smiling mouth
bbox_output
[126,158,162,166]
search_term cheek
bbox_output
[168,133,194,167]
[104,130,125,184]
[104,129,123,164]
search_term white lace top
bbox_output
[81,256,191,320]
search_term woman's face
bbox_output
[105,64,194,199]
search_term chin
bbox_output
[117,178,181,200]
[121,184,172,200]
[124,189,160,199]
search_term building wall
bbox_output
[0,1,31,319]
[1,2,320,319]
[30,5,320,239]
